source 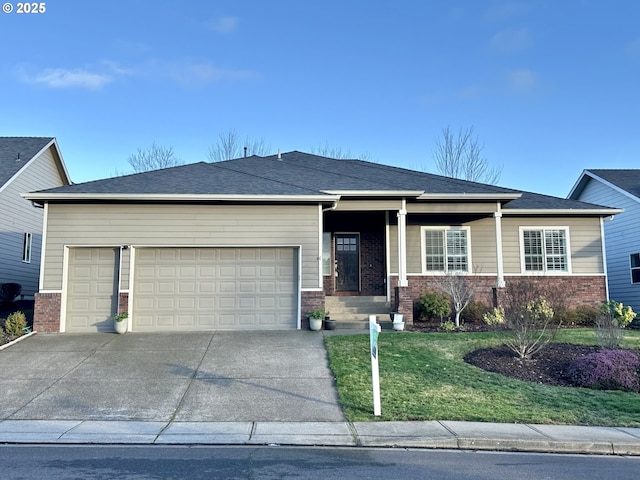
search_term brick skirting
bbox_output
[390,275,608,325]
[33,292,61,333]
[301,291,325,330]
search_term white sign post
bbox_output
[369,315,382,416]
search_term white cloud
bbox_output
[25,68,113,89]
[168,61,259,87]
[490,28,531,53]
[205,16,239,34]
[506,68,537,92]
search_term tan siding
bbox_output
[469,218,498,273]
[334,199,404,210]
[43,203,319,290]
[407,202,498,214]
[0,147,67,295]
[501,217,604,274]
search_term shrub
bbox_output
[440,320,457,332]
[3,311,27,337]
[461,300,490,324]
[0,283,21,306]
[483,306,505,326]
[568,350,640,392]
[595,301,636,349]
[600,300,636,328]
[573,305,600,327]
[497,279,561,360]
[418,291,451,321]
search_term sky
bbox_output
[1,0,639,198]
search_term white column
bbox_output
[397,199,408,287]
[494,208,506,288]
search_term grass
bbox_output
[324,328,640,426]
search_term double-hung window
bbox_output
[521,227,569,273]
[422,227,470,273]
[630,253,640,284]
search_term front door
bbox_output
[335,234,359,291]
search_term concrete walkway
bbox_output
[1,331,640,455]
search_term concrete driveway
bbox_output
[0,331,345,422]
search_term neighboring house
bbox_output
[24,152,619,333]
[569,169,640,312]
[0,137,71,298]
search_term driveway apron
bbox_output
[0,331,345,422]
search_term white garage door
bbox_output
[132,247,298,331]
[66,247,119,333]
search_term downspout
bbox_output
[494,203,506,288]
[397,198,408,287]
[601,215,612,300]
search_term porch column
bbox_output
[494,207,506,288]
[397,199,408,287]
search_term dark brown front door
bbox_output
[335,234,359,291]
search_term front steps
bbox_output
[324,296,393,329]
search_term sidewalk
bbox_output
[1,419,640,455]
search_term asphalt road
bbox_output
[3,445,640,480]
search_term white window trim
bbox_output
[519,226,572,274]
[22,232,32,263]
[420,226,472,274]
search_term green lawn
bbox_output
[324,329,640,426]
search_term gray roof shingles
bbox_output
[588,169,640,199]
[0,137,54,187]
[30,151,611,211]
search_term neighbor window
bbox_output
[322,232,331,275]
[422,227,470,273]
[521,228,569,272]
[22,232,32,263]
[631,253,640,284]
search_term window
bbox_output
[422,227,470,273]
[631,253,640,284]
[22,232,32,263]
[322,232,331,275]
[521,228,569,272]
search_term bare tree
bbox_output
[127,142,182,173]
[433,272,475,327]
[432,126,502,184]
[207,129,271,162]
[310,142,371,161]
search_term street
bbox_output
[2,445,639,479]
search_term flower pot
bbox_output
[309,317,323,331]
[393,321,405,331]
[325,319,336,330]
[114,320,127,334]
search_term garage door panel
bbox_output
[133,247,297,331]
[66,247,119,333]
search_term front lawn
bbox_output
[324,329,640,426]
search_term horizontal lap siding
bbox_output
[43,203,319,290]
[0,148,66,295]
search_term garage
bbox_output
[65,247,119,333]
[132,247,298,331]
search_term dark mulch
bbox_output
[464,343,602,387]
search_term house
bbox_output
[569,169,640,312]
[24,151,619,333]
[0,137,71,298]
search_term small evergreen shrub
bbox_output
[418,291,451,321]
[461,301,490,324]
[568,350,640,392]
[0,283,21,306]
[4,311,27,337]
[573,305,600,327]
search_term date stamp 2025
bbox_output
[3,2,47,14]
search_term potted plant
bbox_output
[307,308,324,331]
[114,311,128,334]
[392,312,405,331]
[324,311,336,330]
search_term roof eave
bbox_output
[21,193,341,202]
[502,208,624,216]
[417,193,522,201]
[321,190,425,197]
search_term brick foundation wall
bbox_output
[390,275,608,324]
[301,291,325,330]
[118,292,128,315]
[33,292,61,333]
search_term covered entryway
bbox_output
[335,234,360,291]
[65,247,119,333]
[132,247,298,331]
